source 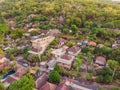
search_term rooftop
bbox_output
[67,46,80,54]
[39,82,57,90]
[36,73,48,89]
[87,41,97,47]
[61,54,72,60]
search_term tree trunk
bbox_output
[91,59,94,73]
[112,68,116,82]
[86,59,88,74]
[77,66,79,73]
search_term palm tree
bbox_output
[86,52,94,72]
[75,59,83,73]
[10,61,17,70]
[32,55,39,66]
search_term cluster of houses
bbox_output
[0,21,120,90]
[35,73,99,90]
[0,28,63,88]
[1,63,29,87]
[51,45,81,70]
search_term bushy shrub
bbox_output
[111,87,120,90]
[96,75,103,83]
[86,73,92,81]
[100,86,106,90]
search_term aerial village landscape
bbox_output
[0,0,120,90]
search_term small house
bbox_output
[112,44,118,49]
[48,29,61,36]
[47,60,57,70]
[67,46,81,56]
[95,56,106,66]
[87,41,97,47]
[14,66,29,78]
[35,73,48,90]
[57,54,74,69]
[3,75,18,87]
[56,80,74,90]
[41,30,49,36]
[82,41,88,46]
[97,44,104,48]
[58,38,67,47]
[39,82,57,90]
[51,45,68,58]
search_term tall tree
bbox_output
[86,52,93,72]
[107,60,120,81]
[0,83,5,90]
[71,24,78,34]
[75,59,82,73]
[49,71,61,84]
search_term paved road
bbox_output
[73,80,99,90]
[62,77,99,90]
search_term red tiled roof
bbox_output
[3,75,17,84]
[56,81,74,90]
[39,82,57,90]
[36,73,48,89]
[67,46,80,54]
[61,54,72,60]
[87,41,97,46]
[62,46,68,51]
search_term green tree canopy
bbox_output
[49,71,61,84]
[0,24,9,35]
[96,67,113,83]
[107,60,120,81]
[8,73,35,90]
[66,41,75,47]
[10,29,24,39]
[51,39,58,46]
[74,59,83,73]
[0,83,5,90]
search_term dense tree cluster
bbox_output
[10,29,24,39]
[8,73,35,90]
[0,0,120,87]
[96,67,113,83]
[0,0,120,30]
